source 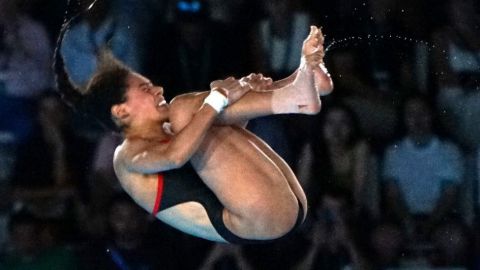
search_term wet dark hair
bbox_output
[52,2,131,132]
[82,52,131,132]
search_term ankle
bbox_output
[271,85,299,114]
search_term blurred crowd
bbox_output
[0,0,479,269]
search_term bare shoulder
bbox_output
[113,139,153,172]
[113,140,129,172]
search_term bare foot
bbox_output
[291,63,321,114]
[314,63,334,96]
[302,26,334,96]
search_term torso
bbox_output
[112,123,300,241]
[112,93,304,241]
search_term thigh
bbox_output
[236,127,308,219]
[169,93,300,239]
[157,201,227,242]
[169,94,297,211]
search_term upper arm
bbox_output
[115,141,179,175]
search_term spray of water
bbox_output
[324,34,433,53]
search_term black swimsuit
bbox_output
[151,163,304,244]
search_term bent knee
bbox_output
[169,92,208,131]
[226,198,300,239]
[256,203,300,237]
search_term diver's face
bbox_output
[123,73,169,121]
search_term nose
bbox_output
[153,86,163,96]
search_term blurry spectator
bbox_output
[86,132,123,237]
[429,221,474,268]
[328,48,398,146]
[299,103,377,217]
[91,133,123,203]
[432,0,480,151]
[297,197,370,269]
[60,0,143,142]
[477,148,480,221]
[79,194,161,270]
[363,0,419,94]
[368,222,406,269]
[0,211,79,269]
[304,0,367,39]
[10,93,89,236]
[0,0,52,144]
[61,0,142,87]
[382,95,464,241]
[206,0,251,26]
[18,0,68,43]
[146,0,243,100]
[246,0,312,164]
[326,0,425,146]
[241,232,309,270]
[251,0,311,79]
[199,243,253,270]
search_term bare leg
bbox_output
[239,129,308,221]
[169,98,302,240]
[170,66,321,128]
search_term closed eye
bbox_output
[139,82,154,93]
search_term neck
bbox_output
[124,120,170,141]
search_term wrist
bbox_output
[204,88,228,113]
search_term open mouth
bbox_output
[157,100,167,107]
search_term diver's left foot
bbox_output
[314,63,334,96]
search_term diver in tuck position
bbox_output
[54,22,333,243]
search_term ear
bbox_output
[111,103,129,120]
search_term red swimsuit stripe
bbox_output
[152,139,170,216]
[152,173,164,216]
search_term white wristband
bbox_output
[204,90,228,113]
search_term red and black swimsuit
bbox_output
[150,163,304,244]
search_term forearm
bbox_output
[128,93,223,173]
[162,105,219,168]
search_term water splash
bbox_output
[324,33,434,54]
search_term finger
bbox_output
[309,25,315,37]
[239,80,249,88]
[210,80,222,88]
[239,76,249,83]
[317,27,325,45]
